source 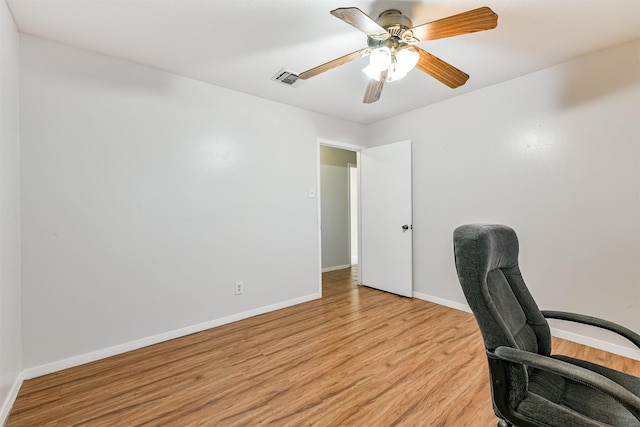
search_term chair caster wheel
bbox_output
[497,421,511,427]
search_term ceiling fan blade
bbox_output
[409,7,497,42]
[331,7,390,40]
[415,47,469,88]
[299,48,369,80]
[363,69,388,104]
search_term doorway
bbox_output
[317,139,413,298]
[319,145,358,275]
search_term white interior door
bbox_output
[360,140,413,297]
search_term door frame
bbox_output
[317,138,366,296]
[347,162,358,267]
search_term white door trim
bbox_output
[317,138,366,152]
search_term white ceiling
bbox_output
[7,0,640,124]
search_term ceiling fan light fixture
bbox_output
[386,47,419,82]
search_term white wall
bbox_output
[20,35,366,372]
[15,30,640,380]
[320,146,356,271]
[366,39,640,357]
[0,0,22,421]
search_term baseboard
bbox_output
[322,264,351,273]
[413,291,472,313]
[550,327,640,361]
[413,292,640,361]
[0,371,23,426]
[23,293,321,380]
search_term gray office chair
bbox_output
[453,224,640,427]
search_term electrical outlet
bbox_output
[235,281,244,295]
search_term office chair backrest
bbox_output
[453,224,552,404]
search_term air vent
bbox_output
[271,69,303,87]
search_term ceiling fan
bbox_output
[297,6,498,103]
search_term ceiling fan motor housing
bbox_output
[367,9,414,51]
[377,9,413,37]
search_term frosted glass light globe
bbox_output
[369,47,392,71]
[396,47,419,74]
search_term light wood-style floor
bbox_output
[8,267,640,426]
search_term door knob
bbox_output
[402,224,410,231]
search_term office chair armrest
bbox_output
[494,346,640,420]
[542,310,640,349]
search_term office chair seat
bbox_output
[525,355,640,425]
[453,224,640,427]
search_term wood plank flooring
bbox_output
[8,266,640,426]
